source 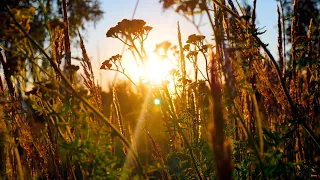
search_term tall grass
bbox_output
[0,0,319,179]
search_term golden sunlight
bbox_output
[144,53,175,84]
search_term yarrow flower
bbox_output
[100,54,122,70]
[106,19,152,41]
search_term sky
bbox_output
[78,0,279,90]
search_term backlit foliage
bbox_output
[0,0,319,179]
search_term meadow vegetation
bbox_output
[0,0,319,179]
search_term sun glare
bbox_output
[145,53,174,84]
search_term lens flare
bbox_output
[153,98,161,105]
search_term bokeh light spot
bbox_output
[154,98,161,105]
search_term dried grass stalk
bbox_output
[62,0,72,79]
[277,5,284,76]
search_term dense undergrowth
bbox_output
[0,0,319,179]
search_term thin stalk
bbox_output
[199,48,211,86]
[109,69,139,89]
[62,0,71,71]
[279,0,286,72]
[202,0,215,34]
[277,5,284,77]
[187,55,209,82]
[179,13,209,44]
[13,143,24,180]
[251,0,257,26]
[235,0,245,15]
[251,94,264,155]
[128,35,145,67]
[177,22,187,104]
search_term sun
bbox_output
[144,53,175,85]
[123,52,175,86]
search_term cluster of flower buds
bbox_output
[100,54,122,70]
[106,19,152,42]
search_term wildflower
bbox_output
[106,19,152,41]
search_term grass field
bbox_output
[0,0,319,179]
